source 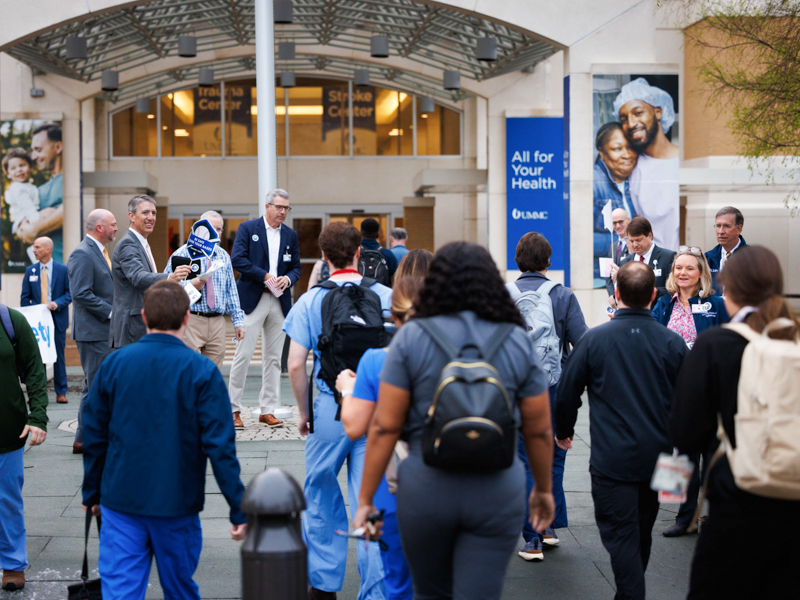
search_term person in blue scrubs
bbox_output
[285,222,392,600]
[336,277,423,600]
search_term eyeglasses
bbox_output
[678,246,702,256]
[269,203,292,213]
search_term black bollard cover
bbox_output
[241,468,307,600]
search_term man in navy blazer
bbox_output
[20,236,71,404]
[228,189,301,430]
[704,206,747,291]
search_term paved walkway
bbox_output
[3,366,697,600]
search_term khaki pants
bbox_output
[182,313,227,369]
[228,293,285,415]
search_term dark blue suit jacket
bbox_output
[82,334,246,524]
[21,261,71,332]
[705,236,747,291]
[652,293,729,338]
[232,218,301,316]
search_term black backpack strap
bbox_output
[482,323,515,361]
[360,277,376,288]
[308,359,315,434]
[81,509,101,582]
[415,319,459,361]
[315,279,339,291]
[0,304,15,343]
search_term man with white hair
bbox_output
[614,78,679,251]
[165,211,245,370]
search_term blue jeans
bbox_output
[0,448,27,571]
[519,384,568,543]
[303,392,385,599]
[99,506,203,600]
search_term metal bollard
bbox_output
[241,467,307,599]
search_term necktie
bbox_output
[617,241,623,261]
[639,255,645,263]
[145,243,157,272]
[726,251,731,259]
[103,247,112,270]
[205,259,216,310]
[40,264,49,304]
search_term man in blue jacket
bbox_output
[556,262,688,600]
[228,189,301,429]
[82,280,246,600]
[704,206,747,291]
[20,236,71,404]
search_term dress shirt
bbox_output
[165,244,245,328]
[86,234,105,254]
[129,228,156,271]
[719,238,742,271]
[634,243,655,265]
[263,216,281,279]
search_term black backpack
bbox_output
[315,279,388,421]
[358,244,391,287]
[415,319,516,472]
[0,303,25,383]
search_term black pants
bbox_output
[590,468,659,600]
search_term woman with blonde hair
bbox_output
[394,248,433,281]
[652,246,728,349]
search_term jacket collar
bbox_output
[518,272,549,282]
[361,238,381,250]
[139,333,188,347]
[613,308,655,320]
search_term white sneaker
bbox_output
[542,527,559,546]
[518,538,543,561]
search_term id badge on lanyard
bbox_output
[651,450,695,504]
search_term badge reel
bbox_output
[650,450,694,504]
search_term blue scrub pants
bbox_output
[99,506,202,600]
[380,510,412,600]
[0,448,27,571]
[304,391,385,599]
[519,383,568,543]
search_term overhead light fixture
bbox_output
[280,71,296,87]
[101,71,119,92]
[174,129,190,137]
[30,88,45,98]
[198,68,214,87]
[371,35,389,58]
[178,36,197,57]
[443,70,461,91]
[147,114,155,119]
[476,37,497,61]
[354,69,370,86]
[65,37,88,60]
[135,98,151,114]
[420,96,435,114]
[274,1,293,24]
[388,128,404,136]
[278,42,295,60]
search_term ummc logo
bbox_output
[512,209,548,220]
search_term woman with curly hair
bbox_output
[353,242,555,600]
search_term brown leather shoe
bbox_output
[259,414,284,428]
[233,412,244,429]
[308,587,336,600]
[2,569,25,591]
[72,442,83,454]
[56,394,68,404]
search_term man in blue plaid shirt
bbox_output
[164,211,244,369]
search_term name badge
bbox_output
[692,302,712,314]
[653,269,662,277]
[283,253,292,262]
[29,275,38,282]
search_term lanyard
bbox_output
[331,269,360,276]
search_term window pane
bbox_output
[160,85,222,157]
[289,81,349,156]
[112,100,157,157]
[416,100,461,155]
[355,87,412,156]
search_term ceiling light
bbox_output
[274,1,293,24]
[388,128,403,136]
[278,42,295,60]
[421,114,428,119]
[65,37,87,60]
[354,69,370,86]
[135,98,151,114]
[419,97,435,114]
[147,114,155,119]
[179,36,197,58]
[101,71,119,92]
[174,129,190,137]
[476,37,497,61]
[280,71,296,88]
[443,70,461,91]
[198,68,214,87]
[371,36,389,58]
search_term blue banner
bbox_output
[506,117,565,271]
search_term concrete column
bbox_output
[255,0,277,215]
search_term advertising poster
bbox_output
[17,304,57,364]
[1,120,64,272]
[592,75,679,287]
[506,117,565,271]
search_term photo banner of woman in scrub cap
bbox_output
[591,75,679,288]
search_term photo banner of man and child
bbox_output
[592,75,679,287]
[1,120,64,273]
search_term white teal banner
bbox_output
[17,304,57,364]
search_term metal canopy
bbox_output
[5,0,559,99]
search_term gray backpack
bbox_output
[506,281,562,386]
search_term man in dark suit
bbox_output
[704,206,747,291]
[607,216,675,307]
[110,195,190,349]
[611,208,631,264]
[228,189,301,429]
[67,209,117,454]
[20,236,71,404]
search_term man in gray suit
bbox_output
[67,209,118,454]
[110,195,190,349]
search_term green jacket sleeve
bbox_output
[13,311,49,431]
